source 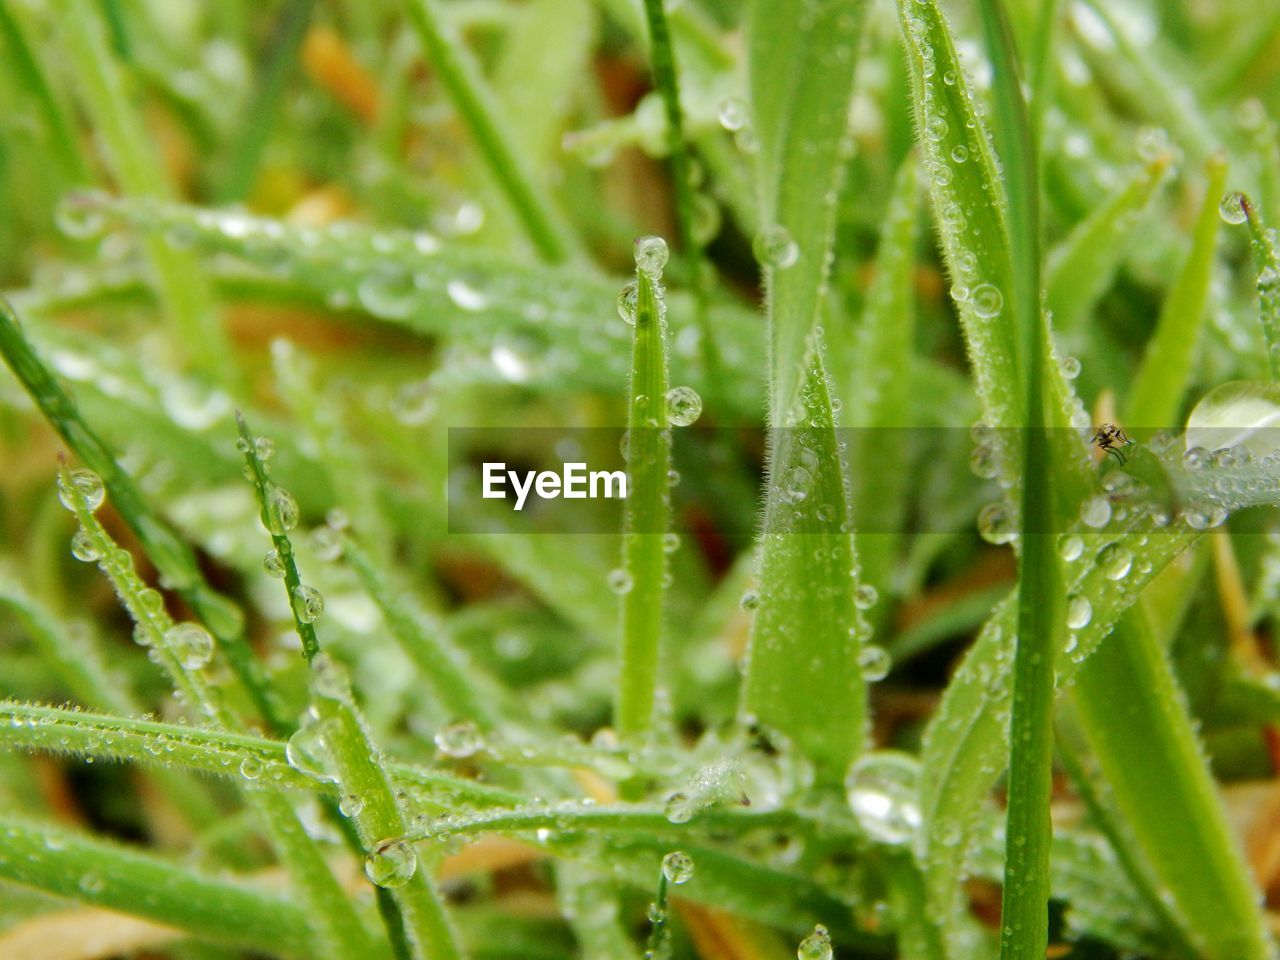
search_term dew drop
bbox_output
[662,532,681,553]
[1097,542,1132,580]
[634,235,669,277]
[607,568,634,595]
[858,644,891,682]
[165,622,214,670]
[661,850,695,884]
[70,530,100,563]
[266,486,300,534]
[1081,496,1112,529]
[434,720,485,759]
[717,97,749,131]
[358,269,417,319]
[665,386,702,426]
[239,757,263,780]
[309,525,344,562]
[970,283,1003,319]
[254,436,275,461]
[617,280,638,325]
[978,501,1017,544]
[854,583,879,610]
[285,716,337,783]
[797,924,832,960]
[754,225,799,269]
[365,838,417,888]
[1059,535,1084,561]
[446,279,489,312]
[58,469,105,513]
[664,791,696,824]
[950,144,968,163]
[845,751,921,845]
[263,549,286,578]
[1066,594,1093,630]
[340,793,365,817]
[55,192,108,239]
[1060,355,1081,379]
[1219,191,1248,225]
[291,584,325,623]
[740,590,760,611]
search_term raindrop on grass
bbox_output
[1066,594,1093,630]
[607,568,633,595]
[365,838,417,888]
[339,793,365,817]
[166,623,214,670]
[970,283,1003,318]
[446,279,489,312]
[286,715,337,783]
[1097,542,1132,580]
[664,791,696,824]
[435,720,485,759]
[617,280,638,325]
[754,225,799,269]
[358,269,417,319]
[661,850,695,884]
[1219,191,1248,225]
[797,925,832,960]
[665,386,702,426]
[845,751,921,845]
[717,97,748,131]
[263,549,286,578]
[635,235,669,277]
[55,193,108,239]
[291,584,324,623]
[239,757,263,780]
[1081,496,1112,528]
[978,501,1016,544]
[858,644,891,681]
[266,486,300,534]
[854,583,879,610]
[70,531,100,562]
[1059,535,1083,561]
[740,590,760,611]
[58,470,105,513]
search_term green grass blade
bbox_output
[401,0,582,264]
[1127,153,1228,429]
[615,255,673,740]
[749,0,865,415]
[0,297,288,733]
[1071,616,1271,960]
[0,814,313,956]
[740,353,870,783]
[1240,193,1280,381]
[1045,150,1171,334]
[54,0,234,384]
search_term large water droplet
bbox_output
[845,751,921,845]
[717,97,748,131]
[634,235,669,277]
[665,386,702,426]
[617,280,638,325]
[797,924,832,960]
[285,715,337,782]
[970,283,1003,319]
[1081,496,1112,528]
[664,791,696,824]
[266,486,300,534]
[166,622,214,669]
[1066,594,1093,630]
[754,225,799,269]
[58,470,105,513]
[1097,542,1132,580]
[339,793,365,817]
[365,838,417,888]
[854,583,879,610]
[1059,535,1083,561]
[661,850,695,884]
[607,568,633,595]
[291,584,325,623]
[446,279,489,312]
[263,549,286,578]
[978,501,1017,544]
[70,530,100,562]
[858,644,891,681]
[1219,191,1248,225]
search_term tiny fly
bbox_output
[1091,423,1133,465]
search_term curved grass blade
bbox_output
[401,0,581,264]
[1239,193,1280,381]
[0,814,313,956]
[615,259,673,740]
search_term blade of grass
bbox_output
[1127,153,1228,431]
[54,0,234,384]
[237,415,464,960]
[401,0,582,264]
[0,297,288,733]
[0,814,314,957]
[615,255,673,740]
[971,2,1057,956]
[1240,193,1280,381]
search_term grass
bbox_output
[2,1,1280,959]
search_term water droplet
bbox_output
[634,235,669,277]
[664,791,696,824]
[1059,535,1083,561]
[254,436,275,461]
[291,584,325,623]
[435,720,485,758]
[446,279,489,312]
[358,269,417,319]
[58,469,105,513]
[165,622,214,670]
[845,751,921,845]
[309,525,343,562]
[740,590,760,611]
[617,280,638,325]
[665,386,702,426]
[57,193,110,240]
[266,486,300,534]
[950,144,968,163]
[311,653,351,701]
[978,501,1017,544]
[970,283,1003,319]
[717,97,748,131]
[691,193,721,244]
[662,532,681,553]
[858,644,891,681]
[1081,496,1111,528]
[263,549,286,578]
[970,443,1000,479]
[365,838,417,888]
[340,793,365,817]
[797,924,832,960]
[1219,191,1248,225]
[285,714,337,782]
[780,466,811,504]
[754,225,799,269]
[239,757,263,780]
[661,850,695,884]
[1097,542,1132,580]
[854,583,879,610]
[1135,126,1171,163]
[607,568,633,595]
[1060,355,1081,379]
[70,530,100,562]
[1066,594,1093,630]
